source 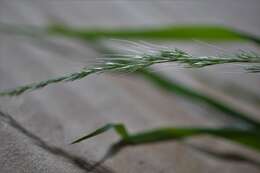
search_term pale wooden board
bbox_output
[0,0,260,172]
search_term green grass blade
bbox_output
[72,123,260,152]
[71,123,129,144]
[47,24,260,44]
[2,23,260,44]
[128,127,260,151]
[138,69,260,129]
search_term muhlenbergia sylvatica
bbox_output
[0,40,259,96]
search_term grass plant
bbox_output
[1,23,260,167]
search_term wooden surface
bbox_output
[0,0,260,172]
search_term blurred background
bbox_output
[0,0,260,173]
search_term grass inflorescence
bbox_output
[0,47,259,97]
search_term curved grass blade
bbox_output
[138,69,260,129]
[71,123,129,144]
[1,23,260,45]
[47,24,260,45]
[72,123,260,152]
[246,65,260,73]
[85,128,260,169]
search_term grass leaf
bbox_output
[138,69,260,129]
[1,23,260,44]
[71,123,129,144]
[47,24,260,45]
[72,123,260,152]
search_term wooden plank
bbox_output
[0,0,260,172]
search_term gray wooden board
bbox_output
[0,0,260,172]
